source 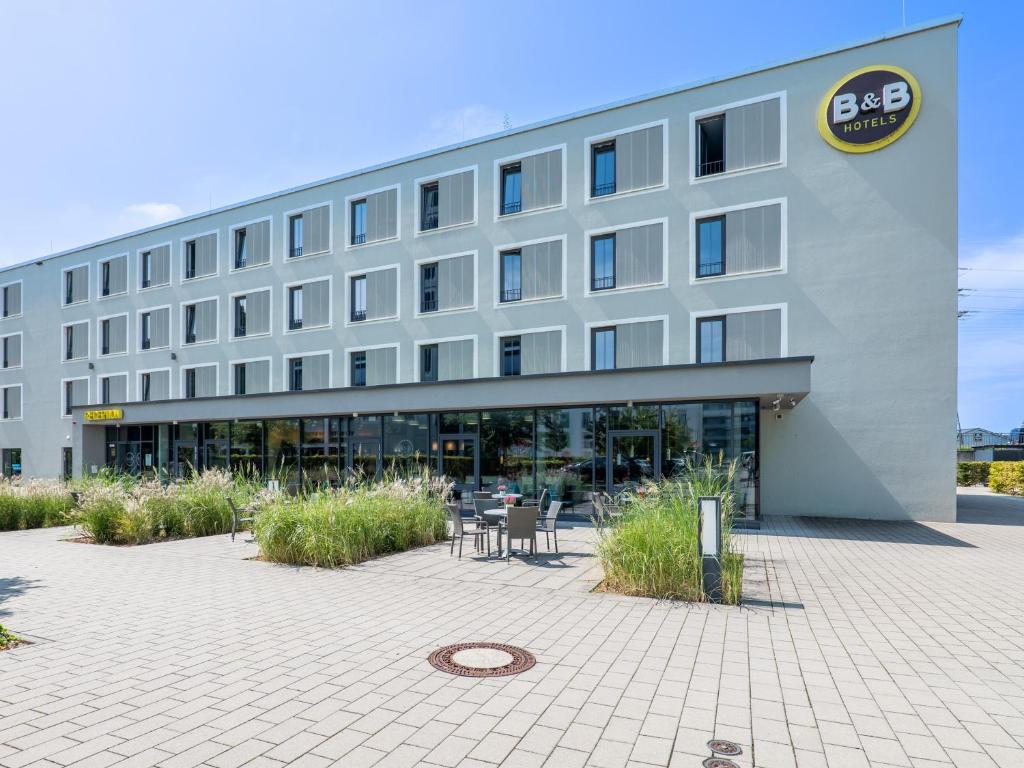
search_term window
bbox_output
[288,286,303,330]
[101,377,111,405]
[234,296,247,337]
[591,235,615,290]
[2,336,17,368]
[2,387,14,418]
[420,344,438,382]
[140,313,152,350]
[2,283,19,318]
[289,358,303,391]
[500,163,522,215]
[501,336,521,377]
[420,182,439,231]
[141,372,152,402]
[500,251,522,303]
[234,364,246,395]
[592,327,615,370]
[234,228,248,269]
[289,214,304,258]
[140,250,152,288]
[64,271,73,305]
[420,263,438,313]
[63,324,85,361]
[101,261,111,296]
[696,216,725,278]
[351,276,367,322]
[696,115,725,177]
[351,199,367,245]
[184,368,197,399]
[697,316,725,363]
[184,305,197,344]
[101,319,111,355]
[591,141,616,196]
[63,380,74,415]
[351,352,367,387]
[184,240,197,279]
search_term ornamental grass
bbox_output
[0,479,75,531]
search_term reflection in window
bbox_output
[591,235,615,290]
[500,163,522,215]
[351,199,367,245]
[500,251,522,303]
[696,216,725,278]
[697,316,725,363]
[591,141,616,196]
[501,336,521,377]
[420,182,439,230]
[592,327,615,370]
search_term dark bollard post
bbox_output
[698,496,722,603]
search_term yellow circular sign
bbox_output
[818,65,921,153]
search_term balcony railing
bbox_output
[352,232,367,245]
[500,288,521,303]
[697,261,724,277]
[290,246,303,258]
[591,276,615,291]
[501,200,522,216]
[351,310,367,322]
[592,182,616,197]
[421,212,439,231]
[420,298,438,313]
[697,159,724,177]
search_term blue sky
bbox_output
[0,1,1020,432]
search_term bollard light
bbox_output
[698,495,723,603]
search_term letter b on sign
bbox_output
[883,81,910,113]
[832,93,858,123]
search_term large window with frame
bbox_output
[591,327,615,370]
[234,228,248,269]
[696,216,725,278]
[289,358,303,391]
[350,199,367,245]
[288,214,304,258]
[696,115,725,177]
[697,316,726,363]
[501,336,521,377]
[351,352,367,387]
[420,182,439,231]
[500,250,522,303]
[591,141,616,197]
[288,286,303,330]
[350,275,367,322]
[420,263,438,313]
[233,296,247,337]
[591,235,615,291]
[420,344,438,382]
[500,163,522,215]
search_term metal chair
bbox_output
[228,498,254,542]
[537,500,564,553]
[504,505,538,561]
[524,487,549,512]
[447,503,490,559]
[473,490,492,500]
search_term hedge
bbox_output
[957,462,991,487]
[989,462,1024,496]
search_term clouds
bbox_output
[117,202,185,232]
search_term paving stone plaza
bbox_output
[2,491,1023,768]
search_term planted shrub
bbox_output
[0,623,18,650]
[989,462,1024,496]
[957,462,991,487]
[255,474,450,568]
[597,457,743,604]
[0,479,74,531]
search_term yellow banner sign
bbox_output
[84,409,123,422]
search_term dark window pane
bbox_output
[592,141,616,196]
[480,409,533,494]
[420,264,438,313]
[697,317,725,363]
[501,337,521,377]
[351,352,366,387]
[351,199,367,244]
[500,252,521,303]
[697,115,725,177]
[421,183,439,230]
[421,344,438,382]
[500,164,522,215]
[592,328,615,370]
[697,217,725,277]
[591,235,615,290]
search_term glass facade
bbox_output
[100,399,760,516]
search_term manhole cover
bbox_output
[428,642,536,677]
[703,759,739,768]
[707,740,743,756]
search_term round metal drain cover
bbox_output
[707,739,743,756]
[428,642,536,677]
[703,759,739,768]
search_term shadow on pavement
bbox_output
[0,576,44,619]
[754,517,975,547]
[957,491,1024,526]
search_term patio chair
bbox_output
[537,500,564,553]
[505,505,538,561]
[447,503,490,559]
[524,487,549,512]
[228,498,254,542]
[473,490,492,500]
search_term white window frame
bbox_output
[343,342,401,387]
[137,366,172,402]
[180,362,220,399]
[492,325,567,378]
[282,201,334,260]
[96,311,130,358]
[413,334,478,383]
[583,315,670,370]
[60,319,90,363]
[96,252,130,300]
[413,165,478,237]
[343,184,401,250]
[96,372,129,406]
[179,296,220,347]
[689,198,788,284]
[61,262,90,307]
[0,331,23,370]
[688,91,788,185]
[282,275,334,334]
[180,229,221,283]
[228,286,273,341]
[282,350,333,392]
[492,235,567,310]
[136,304,172,353]
[414,252,478,318]
[344,264,400,327]
[583,119,669,205]
[228,216,274,273]
[137,242,173,292]
[492,144,567,222]
[0,279,24,320]
[688,303,789,363]
[228,355,273,396]
[0,383,23,421]
[60,376,90,419]
[582,219,669,298]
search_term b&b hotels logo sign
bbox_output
[818,65,921,152]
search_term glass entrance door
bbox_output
[173,441,197,478]
[203,440,229,471]
[350,439,381,481]
[439,435,478,497]
[607,430,659,496]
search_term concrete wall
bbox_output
[0,20,958,520]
